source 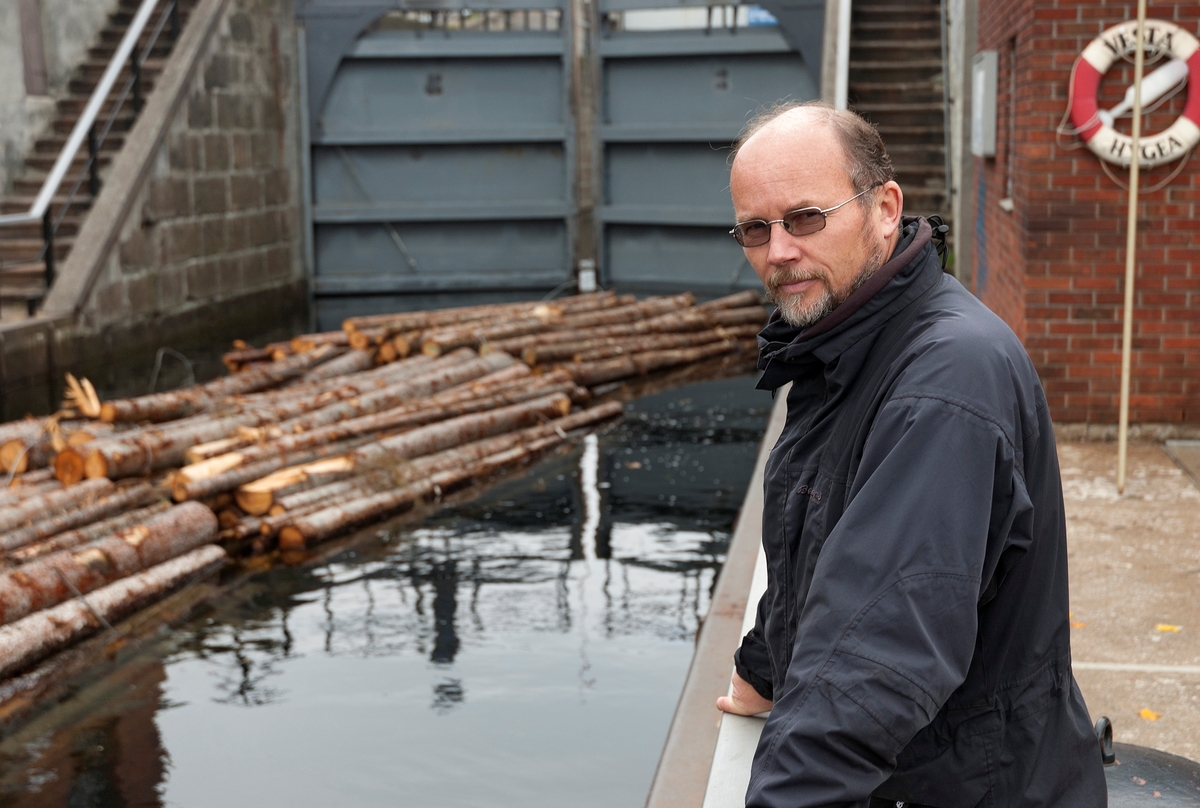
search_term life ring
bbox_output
[1069,20,1200,167]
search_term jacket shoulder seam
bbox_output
[880,392,1024,472]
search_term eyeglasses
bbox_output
[729,185,880,248]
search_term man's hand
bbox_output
[716,671,774,716]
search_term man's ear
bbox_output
[876,180,904,238]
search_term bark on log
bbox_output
[0,479,114,535]
[235,392,573,516]
[222,347,272,373]
[98,344,341,423]
[275,408,618,551]
[569,325,762,364]
[7,501,174,564]
[0,501,218,626]
[7,467,55,487]
[291,330,349,353]
[0,482,162,553]
[0,478,62,510]
[209,365,543,487]
[694,290,763,310]
[172,436,372,502]
[342,291,620,334]
[566,340,739,386]
[301,349,375,382]
[0,544,226,680]
[269,352,514,436]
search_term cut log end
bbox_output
[54,448,88,485]
[0,440,29,474]
[83,449,110,480]
[98,403,118,423]
[236,489,277,517]
[278,525,307,551]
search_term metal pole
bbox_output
[86,124,100,197]
[131,50,143,113]
[1117,1,1148,495]
[41,207,56,289]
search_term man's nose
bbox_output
[764,222,803,265]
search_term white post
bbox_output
[1117,0,1148,495]
[834,0,852,110]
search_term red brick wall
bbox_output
[972,0,1200,423]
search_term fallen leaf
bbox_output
[1155,624,1182,633]
[1132,776,1147,785]
[1070,621,1086,629]
[626,461,642,469]
[1139,709,1160,722]
[1154,791,1162,798]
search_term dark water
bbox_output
[0,376,771,808]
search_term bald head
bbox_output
[732,102,895,203]
[728,101,904,329]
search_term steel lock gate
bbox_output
[296,0,823,322]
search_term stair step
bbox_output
[70,73,158,97]
[855,102,945,113]
[34,133,126,154]
[89,42,173,61]
[54,111,136,135]
[0,217,84,240]
[0,196,93,214]
[0,237,74,263]
[11,174,104,198]
[851,59,943,69]
[21,152,113,174]
[853,20,940,31]
[76,57,166,80]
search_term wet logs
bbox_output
[97,344,342,423]
[0,502,218,625]
[0,545,227,680]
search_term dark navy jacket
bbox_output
[735,219,1107,807]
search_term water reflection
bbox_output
[0,376,769,808]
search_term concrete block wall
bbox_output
[975,0,1200,424]
[70,0,305,334]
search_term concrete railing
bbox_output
[645,386,787,808]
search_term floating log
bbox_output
[566,340,741,387]
[222,346,273,373]
[291,330,349,353]
[0,482,162,553]
[0,501,218,627]
[97,344,341,423]
[0,544,227,680]
[301,349,376,382]
[8,501,174,564]
[0,478,62,511]
[171,436,373,503]
[275,411,613,551]
[234,392,573,516]
[0,478,113,535]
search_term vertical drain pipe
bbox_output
[834,0,851,110]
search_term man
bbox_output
[715,102,1107,806]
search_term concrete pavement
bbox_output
[1063,440,1200,761]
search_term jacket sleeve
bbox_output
[746,393,1027,808]
[735,592,776,701]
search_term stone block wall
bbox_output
[974,0,1200,424]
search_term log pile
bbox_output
[0,289,765,683]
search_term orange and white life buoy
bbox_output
[1069,20,1200,167]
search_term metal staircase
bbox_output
[848,0,951,223]
[0,0,194,321]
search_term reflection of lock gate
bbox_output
[1069,19,1200,167]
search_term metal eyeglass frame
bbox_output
[729,184,882,247]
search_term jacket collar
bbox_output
[756,217,938,391]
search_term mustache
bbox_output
[766,267,827,293]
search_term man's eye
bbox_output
[741,222,768,236]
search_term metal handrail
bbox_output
[0,0,165,229]
[0,0,178,310]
